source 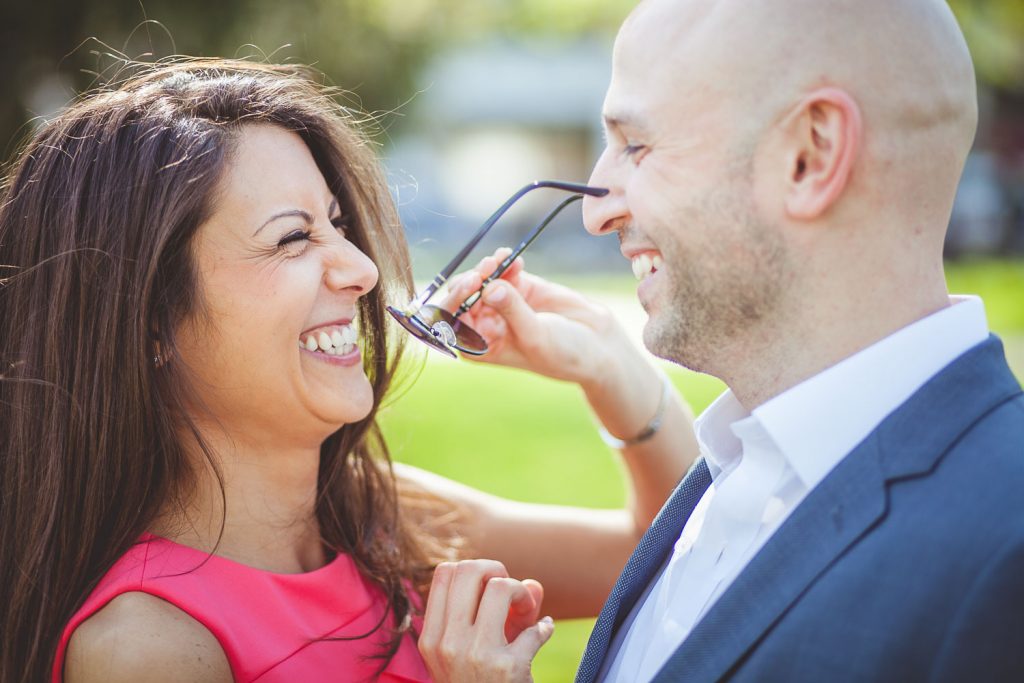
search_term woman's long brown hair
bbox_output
[0,60,438,682]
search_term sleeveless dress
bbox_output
[52,534,432,682]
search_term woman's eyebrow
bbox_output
[328,198,339,216]
[253,209,314,237]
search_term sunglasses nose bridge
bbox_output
[430,319,458,347]
[420,305,489,356]
[386,305,457,358]
[387,305,488,358]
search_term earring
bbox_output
[153,338,168,368]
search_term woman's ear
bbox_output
[153,339,168,368]
[782,87,862,220]
[151,325,171,368]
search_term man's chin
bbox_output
[641,317,672,360]
[643,315,698,369]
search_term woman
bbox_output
[0,60,697,682]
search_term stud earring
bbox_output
[153,347,168,368]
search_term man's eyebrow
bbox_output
[603,112,648,134]
[253,209,314,237]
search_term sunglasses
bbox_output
[387,180,609,358]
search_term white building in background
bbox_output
[385,39,625,274]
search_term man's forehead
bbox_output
[617,0,715,57]
[604,0,717,131]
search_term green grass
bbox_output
[381,259,1024,682]
[945,259,1024,332]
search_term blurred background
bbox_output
[3,1,1022,680]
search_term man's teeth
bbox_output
[298,323,359,356]
[631,254,664,281]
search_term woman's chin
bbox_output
[309,397,375,433]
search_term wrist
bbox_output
[596,372,674,449]
[585,347,670,445]
[577,317,636,397]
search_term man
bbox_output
[418,0,1024,680]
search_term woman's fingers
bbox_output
[509,616,556,663]
[419,562,455,658]
[418,561,551,682]
[446,560,510,628]
[475,577,553,674]
[494,577,544,643]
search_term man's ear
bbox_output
[782,88,862,220]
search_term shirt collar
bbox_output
[694,296,989,489]
[752,296,989,488]
[693,390,749,479]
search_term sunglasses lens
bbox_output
[386,306,457,358]
[417,305,488,355]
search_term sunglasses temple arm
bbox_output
[399,185,538,315]
[400,182,607,316]
[454,194,584,317]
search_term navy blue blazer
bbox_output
[577,335,1024,682]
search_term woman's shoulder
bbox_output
[63,591,232,683]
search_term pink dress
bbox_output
[53,534,432,682]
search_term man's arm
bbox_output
[398,253,698,619]
[930,535,1024,682]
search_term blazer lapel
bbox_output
[576,459,712,683]
[654,435,887,682]
[654,336,1022,682]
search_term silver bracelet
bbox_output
[597,374,674,449]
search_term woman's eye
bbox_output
[277,229,311,253]
[330,215,348,233]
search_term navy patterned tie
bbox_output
[576,458,713,683]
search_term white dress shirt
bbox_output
[602,296,990,682]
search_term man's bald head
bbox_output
[613,0,977,230]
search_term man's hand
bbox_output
[442,249,674,441]
[442,248,622,389]
[418,560,555,683]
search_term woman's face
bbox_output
[174,123,379,449]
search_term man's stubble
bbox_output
[642,175,789,378]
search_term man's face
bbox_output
[582,3,788,373]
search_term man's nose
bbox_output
[582,151,629,236]
[324,237,379,296]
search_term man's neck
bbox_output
[719,277,951,411]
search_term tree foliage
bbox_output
[948,0,1024,92]
[1,0,1022,155]
[0,0,634,154]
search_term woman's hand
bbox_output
[418,560,554,683]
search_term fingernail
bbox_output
[541,616,554,625]
[484,283,507,304]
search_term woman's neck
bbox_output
[153,428,328,574]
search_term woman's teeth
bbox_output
[631,253,664,281]
[299,323,359,356]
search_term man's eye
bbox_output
[624,144,646,157]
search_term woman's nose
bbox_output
[323,236,378,296]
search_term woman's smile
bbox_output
[298,321,361,367]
